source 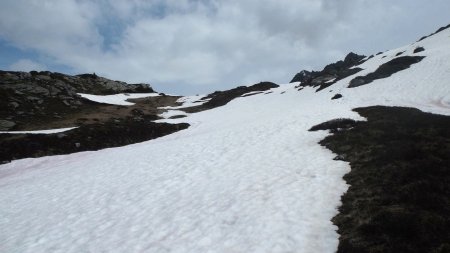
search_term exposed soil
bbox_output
[310,106,450,253]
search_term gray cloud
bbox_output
[0,0,449,94]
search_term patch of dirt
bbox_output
[310,106,450,253]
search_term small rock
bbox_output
[57,133,67,139]
[331,94,343,100]
[333,154,347,161]
[0,120,16,131]
[348,78,366,88]
[8,102,19,109]
[413,47,425,53]
[131,109,144,116]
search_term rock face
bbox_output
[290,52,366,91]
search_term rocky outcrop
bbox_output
[348,56,425,88]
[290,52,366,92]
[0,70,155,131]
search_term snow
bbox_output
[1,87,355,253]
[0,127,77,134]
[160,95,211,110]
[241,91,263,96]
[159,109,188,119]
[78,93,159,106]
[1,28,449,253]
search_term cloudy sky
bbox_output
[1,0,449,94]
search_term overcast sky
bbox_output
[1,0,449,94]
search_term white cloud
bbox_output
[9,59,46,72]
[0,0,449,94]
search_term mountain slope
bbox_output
[0,25,449,252]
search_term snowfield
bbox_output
[1,28,449,252]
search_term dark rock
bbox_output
[309,118,359,132]
[413,47,425,53]
[344,52,366,66]
[8,102,19,109]
[418,23,450,42]
[0,120,16,131]
[348,56,425,88]
[291,52,365,92]
[395,51,405,56]
[169,115,187,119]
[183,81,279,113]
[57,133,67,138]
[331,94,343,100]
[290,70,314,84]
[131,109,144,116]
[348,78,366,88]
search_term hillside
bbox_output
[0,25,449,253]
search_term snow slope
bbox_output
[1,28,449,253]
[78,93,159,105]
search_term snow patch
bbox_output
[0,127,77,134]
[78,93,159,106]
